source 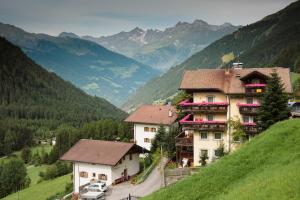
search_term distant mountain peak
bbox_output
[130,27,145,33]
[58,32,80,38]
[220,22,234,27]
[193,19,209,25]
[175,21,189,27]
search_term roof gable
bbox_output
[60,139,146,166]
[179,67,292,94]
[125,105,177,125]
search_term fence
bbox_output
[120,194,140,200]
[164,167,191,186]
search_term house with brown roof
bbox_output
[60,139,146,193]
[125,105,178,151]
[176,66,292,166]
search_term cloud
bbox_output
[82,82,100,91]
[0,0,295,36]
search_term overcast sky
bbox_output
[0,0,296,37]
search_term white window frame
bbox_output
[200,149,208,157]
[206,114,214,121]
[200,132,208,140]
[213,132,223,140]
[207,95,215,103]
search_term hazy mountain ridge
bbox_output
[0,22,159,106]
[122,0,300,111]
[80,20,240,71]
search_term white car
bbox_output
[85,182,108,192]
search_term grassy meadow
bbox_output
[143,119,300,200]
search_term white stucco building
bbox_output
[125,105,178,151]
[60,139,146,193]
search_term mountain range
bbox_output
[0,37,126,124]
[122,0,300,111]
[80,20,240,71]
[0,23,159,106]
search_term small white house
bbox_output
[60,139,146,193]
[125,105,178,151]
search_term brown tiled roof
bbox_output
[60,139,145,166]
[125,105,177,125]
[180,67,292,94]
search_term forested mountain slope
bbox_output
[0,37,127,125]
[123,0,300,111]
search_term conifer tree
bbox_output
[258,70,290,130]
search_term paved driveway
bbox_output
[105,157,168,200]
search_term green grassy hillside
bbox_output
[144,119,300,200]
[2,174,71,200]
[123,0,300,111]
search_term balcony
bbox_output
[244,83,266,88]
[237,103,260,115]
[179,114,227,131]
[179,100,228,113]
[243,122,260,134]
[244,84,266,96]
[175,132,193,147]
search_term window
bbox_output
[200,132,208,140]
[207,114,214,121]
[151,127,157,132]
[144,127,150,132]
[207,96,214,103]
[243,116,251,123]
[79,171,88,178]
[214,132,222,140]
[252,78,260,84]
[200,149,208,157]
[246,97,253,104]
[144,138,151,143]
[98,174,107,181]
[214,149,223,157]
[123,156,125,161]
[92,173,96,178]
[129,154,132,160]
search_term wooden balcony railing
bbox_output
[179,114,227,131]
[237,103,260,115]
[244,84,266,96]
[175,137,193,146]
[243,122,261,134]
[179,100,228,113]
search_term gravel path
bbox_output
[105,157,169,200]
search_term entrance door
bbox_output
[123,168,128,180]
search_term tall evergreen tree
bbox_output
[258,70,290,130]
[151,125,166,153]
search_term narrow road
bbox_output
[106,157,169,200]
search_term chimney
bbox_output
[233,62,243,69]
[225,67,231,75]
[168,109,173,117]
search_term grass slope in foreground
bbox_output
[2,174,71,200]
[144,119,300,200]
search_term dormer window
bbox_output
[251,78,260,84]
[207,96,214,103]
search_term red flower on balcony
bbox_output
[242,122,257,126]
[244,83,266,88]
[179,114,226,124]
[179,99,229,107]
[237,103,260,107]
